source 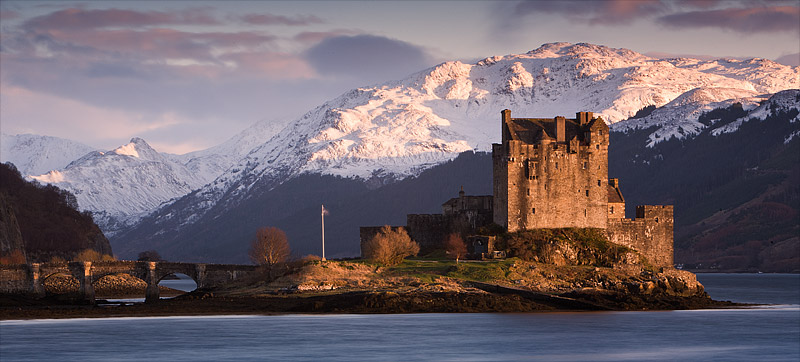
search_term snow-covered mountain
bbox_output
[233,42,796,181]
[30,138,215,233]
[126,42,796,246]
[1,133,96,176]
[13,119,289,234]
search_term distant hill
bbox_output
[0,163,112,262]
[610,91,800,272]
[112,151,492,262]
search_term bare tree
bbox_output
[363,226,420,266]
[444,233,467,263]
[249,227,291,268]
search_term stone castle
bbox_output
[361,110,674,267]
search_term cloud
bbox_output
[22,7,219,31]
[293,29,360,44]
[236,13,324,26]
[774,53,800,66]
[508,0,668,25]
[0,83,187,150]
[304,35,435,83]
[0,10,20,20]
[656,5,800,33]
[219,51,316,79]
[497,0,800,33]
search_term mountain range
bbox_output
[1,42,797,267]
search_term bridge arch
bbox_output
[1,261,258,304]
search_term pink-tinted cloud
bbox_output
[236,13,324,26]
[510,0,668,25]
[22,7,219,31]
[656,5,800,33]
[220,51,317,79]
[0,10,20,20]
[40,28,277,63]
[293,29,360,44]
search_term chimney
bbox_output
[555,116,565,143]
[459,185,465,198]
[501,109,512,143]
[576,112,594,126]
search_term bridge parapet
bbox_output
[0,261,259,304]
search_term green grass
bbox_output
[379,259,521,284]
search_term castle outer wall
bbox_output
[606,205,674,267]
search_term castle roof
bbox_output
[608,184,625,203]
[506,117,603,144]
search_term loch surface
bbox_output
[1,273,798,362]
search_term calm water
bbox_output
[1,274,798,362]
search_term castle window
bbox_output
[611,206,615,214]
[596,144,600,150]
[532,208,536,214]
[583,162,588,169]
[555,162,559,169]
[586,190,589,197]
[527,189,530,196]
[584,209,587,217]
[655,217,659,223]
[597,180,602,187]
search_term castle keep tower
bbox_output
[492,109,609,232]
[491,109,674,267]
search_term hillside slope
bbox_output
[0,163,112,262]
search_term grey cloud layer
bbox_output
[304,35,436,83]
[503,0,799,33]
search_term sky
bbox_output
[1,0,798,154]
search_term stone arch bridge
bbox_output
[0,261,257,303]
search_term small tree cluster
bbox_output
[249,227,291,268]
[444,233,467,263]
[363,226,420,266]
[0,250,26,265]
[73,249,115,262]
[137,250,162,262]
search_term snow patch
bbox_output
[31,170,66,183]
[113,143,140,158]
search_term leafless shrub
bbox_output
[444,233,467,263]
[363,226,420,266]
[249,227,291,268]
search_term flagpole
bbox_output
[321,204,326,261]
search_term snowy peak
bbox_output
[0,133,97,176]
[29,137,216,234]
[111,137,163,160]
